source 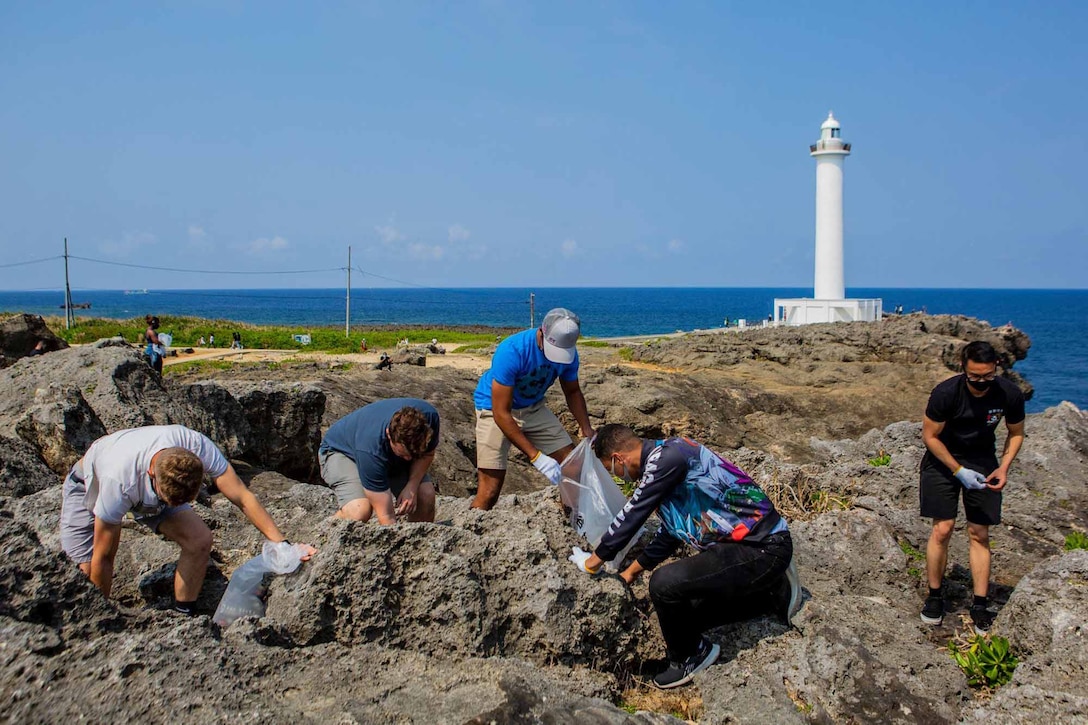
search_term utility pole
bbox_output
[529,292,535,328]
[345,246,352,337]
[63,237,73,329]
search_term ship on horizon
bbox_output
[123,289,149,295]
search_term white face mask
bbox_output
[609,455,633,483]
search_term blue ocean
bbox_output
[1,287,1084,413]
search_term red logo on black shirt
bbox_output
[986,409,1004,427]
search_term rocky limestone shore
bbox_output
[1,315,1085,723]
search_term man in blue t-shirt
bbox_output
[319,398,441,524]
[472,308,595,510]
[919,341,1025,635]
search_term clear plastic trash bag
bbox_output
[558,439,641,570]
[212,541,306,627]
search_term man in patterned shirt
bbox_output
[570,424,801,689]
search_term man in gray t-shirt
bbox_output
[60,425,315,613]
[319,398,440,524]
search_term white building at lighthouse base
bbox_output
[772,296,882,326]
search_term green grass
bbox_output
[617,347,634,361]
[579,340,612,348]
[1064,531,1088,551]
[899,539,925,561]
[45,315,500,353]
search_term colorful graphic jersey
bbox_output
[595,438,786,567]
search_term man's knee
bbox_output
[966,523,990,544]
[337,497,373,522]
[182,527,214,557]
[473,469,505,509]
[647,565,684,605]
[930,519,955,543]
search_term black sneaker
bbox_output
[920,594,944,625]
[653,638,721,690]
[771,560,803,625]
[970,604,995,635]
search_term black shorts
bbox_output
[919,453,1002,526]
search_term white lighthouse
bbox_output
[773,112,882,325]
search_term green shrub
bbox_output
[948,634,1018,689]
[1064,531,1088,551]
[617,347,633,361]
[868,449,891,467]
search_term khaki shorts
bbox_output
[475,401,573,470]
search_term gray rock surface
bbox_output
[217,381,326,481]
[0,314,68,368]
[0,436,58,498]
[1,314,1085,722]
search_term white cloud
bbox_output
[100,231,156,256]
[249,235,289,253]
[667,238,684,252]
[409,243,445,261]
[188,225,206,241]
[561,239,580,258]
[376,221,404,245]
[448,224,471,243]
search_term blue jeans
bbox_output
[648,531,793,660]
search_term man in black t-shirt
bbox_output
[919,341,1025,634]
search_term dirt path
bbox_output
[164,345,493,372]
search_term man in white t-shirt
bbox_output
[59,425,316,613]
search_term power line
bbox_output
[69,255,344,275]
[0,255,63,269]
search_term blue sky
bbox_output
[1,1,1084,290]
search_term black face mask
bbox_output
[967,378,993,392]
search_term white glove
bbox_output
[954,466,988,490]
[532,452,562,485]
[568,546,601,574]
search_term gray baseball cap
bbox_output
[541,308,581,364]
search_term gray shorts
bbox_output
[60,461,191,564]
[319,450,432,509]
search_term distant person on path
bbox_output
[376,351,391,370]
[919,341,1025,634]
[472,308,594,510]
[319,399,440,524]
[230,331,242,350]
[144,315,164,374]
[209,334,215,347]
[199,336,206,347]
[59,425,315,612]
[360,338,367,353]
[570,424,800,689]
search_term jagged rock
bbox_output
[391,349,427,366]
[172,381,251,458]
[0,513,121,635]
[0,436,56,497]
[265,490,643,670]
[11,385,107,474]
[218,381,326,481]
[0,345,178,433]
[0,314,68,368]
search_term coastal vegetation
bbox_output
[948,633,1019,690]
[45,315,502,353]
[1064,531,1088,551]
